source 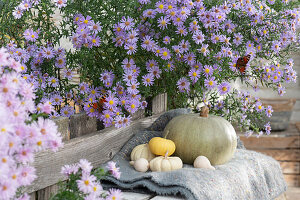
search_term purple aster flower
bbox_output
[177,77,190,93]
[48,77,59,87]
[188,68,200,84]
[179,40,190,53]
[140,101,147,109]
[141,36,154,51]
[255,102,264,112]
[146,59,158,70]
[125,43,137,55]
[176,26,188,36]
[233,33,243,45]
[88,21,102,34]
[23,29,39,42]
[218,82,231,95]
[123,70,137,84]
[20,0,32,11]
[265,105,273,118]
[89,35,101,47]
[203,65,213,78]
[198,44,209,56]
[155,1,166,13]
[120,17,134,31]
[100,70,114,85]
[107,161,121,179]
[13,6,23,19]
[61,106,75,118]
[126,80,140,94]
[158,16,170,30]
[166,61,175,71]
[55,56,66,68]
[125,98,140,113]
[264,122,271,135]
[54,0,67,8]
[143,9,157,19]
[272,41,281,53]
[160,48,171,60]
[184,53,196,65]
[42,47,55,59]
[104,94,118,110]
[122,58,135,70]
[79,82,89,94]
[107,188,122,200]
[204,77,216,89]
[63,69,73,80]
[163,36,171,44]
[142,73,154,86]
[192,31,205,44]
[278,86,286,96]
[172,45,182,55]
[51,94,62,106]
[149,66,161,79]
[76,174,96,193]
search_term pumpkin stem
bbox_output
[200,106,209,117]
[164,151,169,159]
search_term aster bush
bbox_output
[52,159,122,200]
[0,48,63,199]
[1,0,300,136]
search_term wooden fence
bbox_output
[28,93,167,200]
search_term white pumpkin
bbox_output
[149,155,183,172]
[130,158,149,172]
[130,144,155,162]
[193,156,215,170]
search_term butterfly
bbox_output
[92,96,107,113]
[236,54,250,83]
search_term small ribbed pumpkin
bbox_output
[130,144,155,162]
[148,137,175,156]
[149,152,183,172]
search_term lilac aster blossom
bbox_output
[176,26,188,36]
[79,82,89,94]
[23,29,38,42]
[107,161,121,179]
[42,47,55,59]
[143,9,157,18]
[218,82,231,95]
[141,36,154,51]
[13,6,23,19]
[88,21,102,34]
[188,68,200,84]
[50,93,62,106]
[141,101,148,109]
[184,53,195,65]
[55,56,66,68]
[100,70,114,85]
[179,40,190,53]
[20,0,32,11]
[76,173,96,193]
[61,106,75,118]
[155,1,166,13]
[192,31,205,44]
[198,44,209,56]
[204,77,216,89]
[158,16,170,30]
[177,77,190,93]
[104,94,119,110]
[264,122,271,135]
[265,105,273,118]
[203,65,213,77]
[142,73,154,86]
[63,69,73,80]
[146,59,158,70]
[272,41,281,53]
[160,47,171,60]
[126,80,140,94]
[149,66,161,79]
[255,102,264,112]
[125,43,137,55]
[120,17,134,30]
[107,188,122,200]
[163,36,171,44]
[48,77,59,87]
[125,98,140,113]
[54,0,67,8]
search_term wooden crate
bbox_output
[239,124,300,187]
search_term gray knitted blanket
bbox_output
[102,109,287,200]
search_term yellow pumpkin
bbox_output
[130,144,155,162]
[149,155,183,172]
[148,137,175,156]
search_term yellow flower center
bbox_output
[158,4,164,9]
[192,72,197,77]
[222,87,227,92]
[84,180,89,185]
[84,20,88,24]
[109,100,114,105]
[37,141,42,146]
[105,114,110,118]
[205,68,210,74]
[131,104,136,109]
[163,51,168,57]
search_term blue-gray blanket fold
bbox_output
[102,109,287,200]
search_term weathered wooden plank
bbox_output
[152,93,167,115]
[25,114,162,194]
[284,174,300,187]
[36,184,59,200]
[69,112,98,139]
[53,116,70,142]
[285,187,300,200]
[279,161,300,174]
[253,149,300,161]
[239,136,300,149]
[29,192,36,200]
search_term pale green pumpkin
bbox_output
[162,107,237,165]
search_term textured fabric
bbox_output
[102,109,286,200]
